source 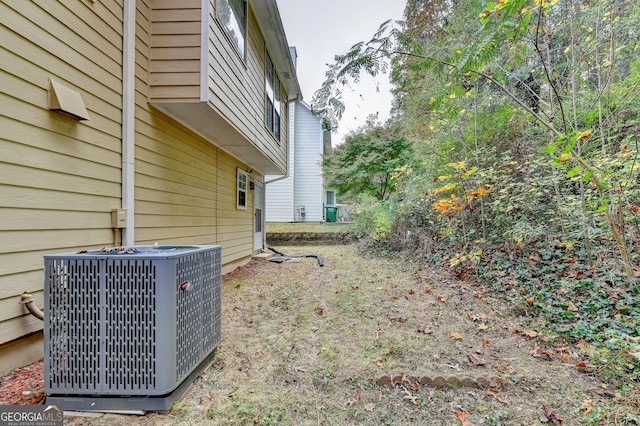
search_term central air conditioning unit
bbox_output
[43,245,222,412]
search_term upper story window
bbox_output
[237,168,248,210]
[265,51,281,141]
[218,0,247,58]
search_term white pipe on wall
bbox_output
[122,0,136,246]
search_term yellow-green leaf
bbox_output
[462,167,479,179]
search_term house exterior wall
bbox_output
[265,105,296,222]
[149,0,294,176]
[206,2,289,173]
[265,101,323,222]
[293,102,324,222]
[148,0,202,102]
[0,1,125,354]
[0,0,298,374]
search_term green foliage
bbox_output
[476,236,640,382]
[315,0,640,386]
[311,19,401,130]
[323,117,414,201]
[350,195,397,244]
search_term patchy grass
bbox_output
[60,244,638,425]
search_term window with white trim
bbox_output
[237,169,248,210]
[265,51,281,141]
[326,190,336,206]
[217,0,247,58]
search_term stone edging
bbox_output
[267,231,357,244]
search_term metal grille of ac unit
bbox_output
[44,245,221,397]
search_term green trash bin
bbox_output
[325,206,338,222]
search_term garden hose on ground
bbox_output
[266,244,324,267]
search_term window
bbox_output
[265,51,281,140]
[237,169,248,210]
[217,0,247,58]
[326,191,336,206]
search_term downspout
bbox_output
[122,0,136,246]
[264,169,289,184]
[264,99,297,185]
[266,42,300,185]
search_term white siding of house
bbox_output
[265,104,295,222]
[265,101,323,222]
[293,102,324,222]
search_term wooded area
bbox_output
[315,0,639,386]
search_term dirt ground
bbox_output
[3,244,639,425]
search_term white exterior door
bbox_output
[253,182,264,251]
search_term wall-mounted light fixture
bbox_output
[48,78,90,121]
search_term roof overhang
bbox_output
[152,102,287,175]
[250,0,302,101]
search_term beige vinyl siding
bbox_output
[206,4,254,137]
[0,1,123,345]
[133,115,218,246]
[133,106,253,266]
[138,3,218,248]
[1,0,274,369]
[137,1,252,267]
[215,152,253,262]
[149,0,201,102]
[245,7,289,169]
[135,0,151,97]
[206,3,288,172]
[148,1,289,175]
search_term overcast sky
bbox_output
[276,0,407,145]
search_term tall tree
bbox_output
[323,117,413,202]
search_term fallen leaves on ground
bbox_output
[515,329,538,339]
[467,353,487,366]
[575,361,599,370]
[7,245,637,425]
[579,399,594,416]
[538,404,563,424]
[456,409,476,426]
[345,390,361,406]
[401,385,420,406]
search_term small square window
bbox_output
[237,169,248,210]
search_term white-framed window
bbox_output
[265,51,281,141]
[217,0,247,59]
[237,169,248,210]
[326,190,336,206]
